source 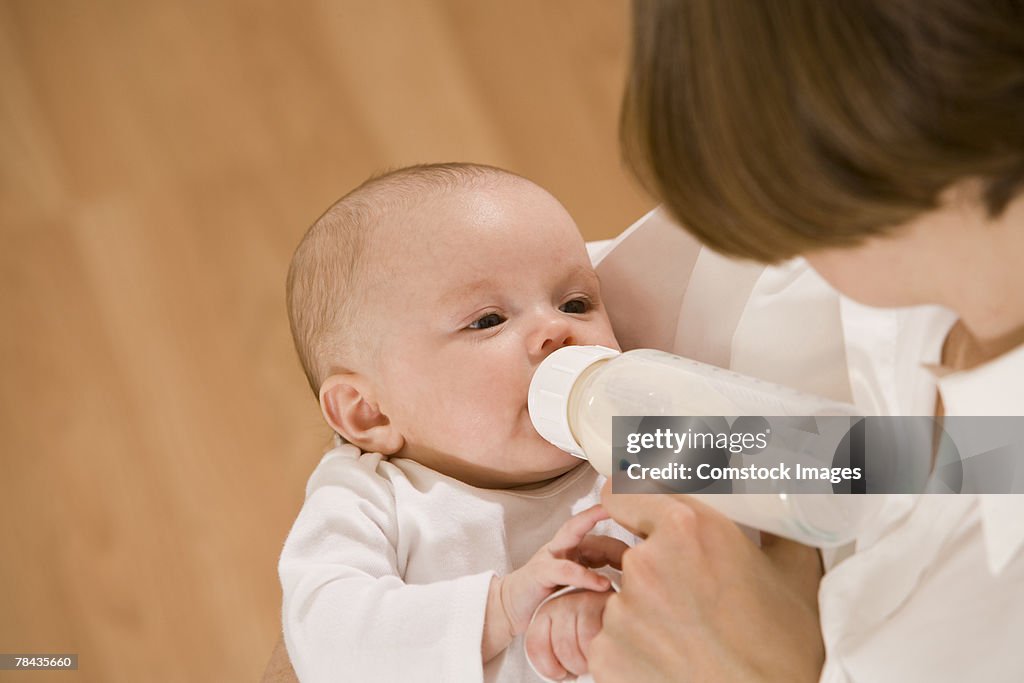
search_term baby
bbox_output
[279,162,632,682]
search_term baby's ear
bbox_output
[319,374,404,455]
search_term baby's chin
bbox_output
[513,408,590,477]
[534,439,589,473]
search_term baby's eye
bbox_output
[467,312,507,330]
[559,298,590,314]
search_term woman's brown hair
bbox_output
[622,0,1024,262]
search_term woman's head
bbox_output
[621,0,1024,264]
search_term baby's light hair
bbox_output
[286,162,525,395]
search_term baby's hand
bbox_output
[525,588,612,679]
[497,505,625,633]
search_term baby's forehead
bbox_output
[371,178,561,244]
[361,175,587,285]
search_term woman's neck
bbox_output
[942,320,1024,371]
[939,191,1024,367]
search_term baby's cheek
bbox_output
[458,387,518,441]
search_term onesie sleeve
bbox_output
[279,447,494,683]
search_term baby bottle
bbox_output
[528,345,883,548]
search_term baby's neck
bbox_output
[504,463,587,491]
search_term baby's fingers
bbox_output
[575,593,608,657]
[525,612,568,681]
[547,505,610,557]
[552,609,588,676]
[544,559,611,593]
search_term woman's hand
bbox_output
[589,483,824,683]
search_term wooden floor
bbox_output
[0,2,651,680]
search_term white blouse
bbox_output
[592,210,1024,682]
[819,302,1024,682]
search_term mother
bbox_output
[587,1,1024,681]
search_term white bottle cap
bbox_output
[528,345,620,458]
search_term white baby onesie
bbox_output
[280,444,628,683]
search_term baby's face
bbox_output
[363,179,619,488]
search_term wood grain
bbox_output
[0,2,651,680]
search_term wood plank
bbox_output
[0,2,651,680]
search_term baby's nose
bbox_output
[530,315,576,360]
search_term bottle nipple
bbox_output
[528,345,620,458]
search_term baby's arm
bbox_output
[279,451,496,682]
[480,505,617,662]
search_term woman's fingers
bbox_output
[599,481,666,537]
[575,534,629,569]
[599,480,736,542]
[599,481,698,539]
[592,483,827,682]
